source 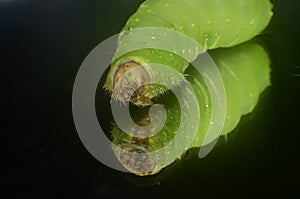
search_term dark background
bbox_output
[2,0,300,198]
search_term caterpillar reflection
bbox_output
[104,0,273,175]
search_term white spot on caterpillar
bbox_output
[203,34,210,49]
[191,23,196,28]
[207,20,212,25]
[135,18,139,22]
[179,26,183,30]
[147,9,151,13]
[226,18,230,23]
[164,3,169,7]
[151,33,160,40]
[204,34,209,40]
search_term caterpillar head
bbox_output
[112,61,153,106]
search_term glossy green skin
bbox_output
[105,0,273,93]
[125,0,272,49]
[106,0,273,175]
[190,41,270,147]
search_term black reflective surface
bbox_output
[2,0,300,198]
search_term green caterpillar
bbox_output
[104,0,273,175]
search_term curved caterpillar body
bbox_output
[104,0,273,175]
[125,0,272,49]
[105,0,273,101]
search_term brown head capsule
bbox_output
[112,61,152,106]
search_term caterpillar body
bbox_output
[104,0,273,175]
